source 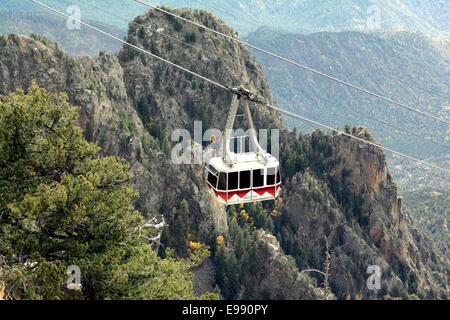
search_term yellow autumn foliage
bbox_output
[216,235,225,247]
[189,241,211,267]
[271,210,281,217]
[189,241,202,250]
[240,209,250,221]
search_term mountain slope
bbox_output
[404,189,450,257]
[7,3,447,165]
[0,11,123,55]
[248,30,450,174]
[1,0,448,36]
[0,0,141,31]
[207,0,450,35]
[0,7,448,300]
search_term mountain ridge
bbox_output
[0,7,448,300]
[1,0,448,37]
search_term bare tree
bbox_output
[300,236,332,299]
[322,237,332,295]
[144,216,167,251]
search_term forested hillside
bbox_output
[0,7,448,300]
[404,190,449,258]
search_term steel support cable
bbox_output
[28,0,450,176]
[199,0,445,101]
[29,0,227,91]
[181,0,450,113]
[364,114,450,151]
[146,0,450,143]
[133,0,450,127]
[194,0,263,29]
[264,103,450,174]
[75,0,263,78]
[315,94,450,150]
[80,0,450,150]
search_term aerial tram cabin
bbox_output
[207,154,281,205]
[206,87,281,206]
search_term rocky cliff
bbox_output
[277,127,449,299]
[0,7,447,300]
[118,8,282,134]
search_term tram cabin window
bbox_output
[267,167,278,186]
[228,172,239,190]
[240,171,251,189]
[208,171,218,188]
[218,172,227,190]
[253,169,265,188]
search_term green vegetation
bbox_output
[172,19,184,32]
[212,203,276,299]
[184,30,199,44]
[405,190,450,257]
[0,85,218,300]
[163,199,191,257]
[215,209,261,299]
[0,2,447,300]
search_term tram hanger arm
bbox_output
[242,99,270,164]
[223,88,270,166]
[222,95,240,166]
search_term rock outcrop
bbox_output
[278,127,449,299]
[251,230,331,300]
[0,8,447,300]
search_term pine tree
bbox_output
[0,84,218,300]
